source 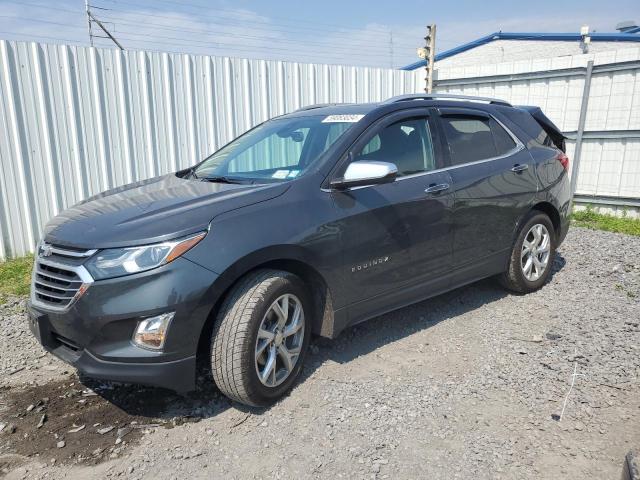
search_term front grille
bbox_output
[34,263,83,306]
[31,243,95,311]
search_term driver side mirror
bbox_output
[330,161,398,190]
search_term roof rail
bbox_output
[294,103,346,112]
[382,93,512,107]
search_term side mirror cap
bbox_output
[330,161,398,190]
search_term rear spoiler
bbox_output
[516,106,566,152]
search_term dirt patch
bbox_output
[0,375,220,470]
[0,454,26,475]
[1,379,148,468]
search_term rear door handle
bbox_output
[511,164,529,173]
[425,183,450,194]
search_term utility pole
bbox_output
[424,24,436,93]
[570,60,594,200]
[85,0,93,47]
[84,2,124,50]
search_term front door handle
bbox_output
[425,183,450,194]
[511,164,529,173]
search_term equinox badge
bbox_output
[351,256,390,273]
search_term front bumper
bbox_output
[27,309,196,391]
[27,257,218,392]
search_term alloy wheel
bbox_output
[521,223,551,281]
[254,294,305,387]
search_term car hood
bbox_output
[44,174,289,249]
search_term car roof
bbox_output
[278,103,379,118]
[280,94,513,120]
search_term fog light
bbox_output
[132,312,174,350]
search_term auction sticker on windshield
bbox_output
[322,114,364,123]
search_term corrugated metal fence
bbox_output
[434,47,640,213]
[0,40,423,259]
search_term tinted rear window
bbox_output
[500,107,553,147]
[441,115,516,166]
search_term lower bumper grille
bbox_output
[51,332,81,351]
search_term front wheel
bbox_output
[211,269,311,406]
[499,211,556,293]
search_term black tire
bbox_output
[211,269,311,407]
[499,210,556,293]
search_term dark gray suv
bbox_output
[28,94,571,406]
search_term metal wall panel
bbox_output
[434,49,640,206]
[0,40,423,259]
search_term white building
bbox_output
[402,25,640,217]
[402,25,640,70]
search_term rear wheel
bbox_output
[211,269,311,406]
[499,211,556,293]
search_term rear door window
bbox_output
[440,114,517,166]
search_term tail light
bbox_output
[557,151,569,171]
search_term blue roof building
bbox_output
[402,26,640,70]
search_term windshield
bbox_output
[193,115,359,182]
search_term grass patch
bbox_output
[572,207,640,237]
[0,255,33,303]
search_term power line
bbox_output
[0,2,423,67]
[0,13,419,65]
[0,15,85,31]
[97,0,396,35]
[1,1,84,18]
[0,15,409,62]
[0,30,91,45]
[91,13,411,52]
[1,1,420,51]
[4,0,414,45]
[2,0,420,49]
[89,30,399,62]
[89,39,399,68]
[0,28,406,68]
[91,1,419,47]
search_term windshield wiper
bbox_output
[201,175,248,184]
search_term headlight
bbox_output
[85,232,206,280]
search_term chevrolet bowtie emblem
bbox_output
[40,244,54,257]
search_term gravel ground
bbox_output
[1,226,638,479]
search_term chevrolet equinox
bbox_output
[28,94,571,406]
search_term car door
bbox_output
[329,109,454,321]
[435,107,538,274]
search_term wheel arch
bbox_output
[505,201,561,271]
[195,247,336,368]
[531,201,561,237]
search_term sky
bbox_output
[0,0,638,68]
